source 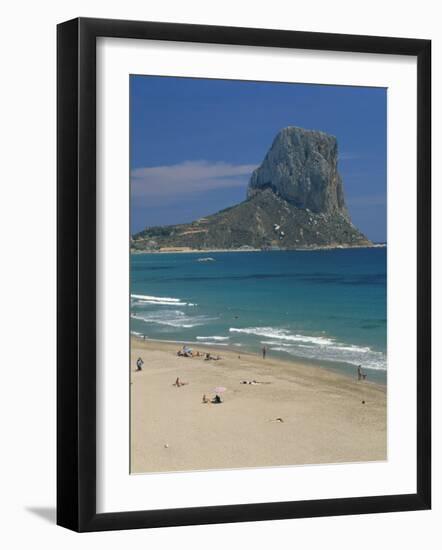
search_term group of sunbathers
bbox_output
[202,393,223,404]
[240,379,270,385]
[177,345,193,357]
[204,352,221,361]
[173,381,223,404]
[176,346,222,362]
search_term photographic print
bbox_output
[57,18,430,530]
[129,76,387,474]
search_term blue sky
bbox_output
[131,76,386,242]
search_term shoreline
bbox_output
[131,244,386,255]
[131,335,386,390]
[131,333,387,385]
[131,336,387,473]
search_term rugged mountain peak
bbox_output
[248,126,349,218]
[132,126,371,252]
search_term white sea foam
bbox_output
[229,326,386,371]
[198,342,229,346]
[131,294,191,306]
[196,336,230,341]
[229,327,334,346]
[328,344,371,353]
[134,299,188,306]
[268,343,386,371]
[131,294,181,302]
[137,309,215,329]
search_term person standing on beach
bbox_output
[136,357,144,371]
[262,346,266,360]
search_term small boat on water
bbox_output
[197,257,216,262]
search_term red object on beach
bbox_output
[214,386,226,393]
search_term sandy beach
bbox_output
[130,337,386,473]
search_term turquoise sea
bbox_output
[130,248,387,384]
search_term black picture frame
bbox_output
[57,17,431,532]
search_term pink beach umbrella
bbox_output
[214,386,226,394]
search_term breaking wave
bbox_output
[136,309,216,329]
[131,293,195,307]
[229,327,334,346]
[196,336,230,341]
[229,326,386,371]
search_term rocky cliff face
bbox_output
[248,126,349,217]
[132,126,371,252]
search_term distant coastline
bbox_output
[130,243,386,254]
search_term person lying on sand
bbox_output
[240,379,271,385]
[173,377,189,387]
[202,394,210,404]
[177,345,193,358]
[204,353,221,361]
